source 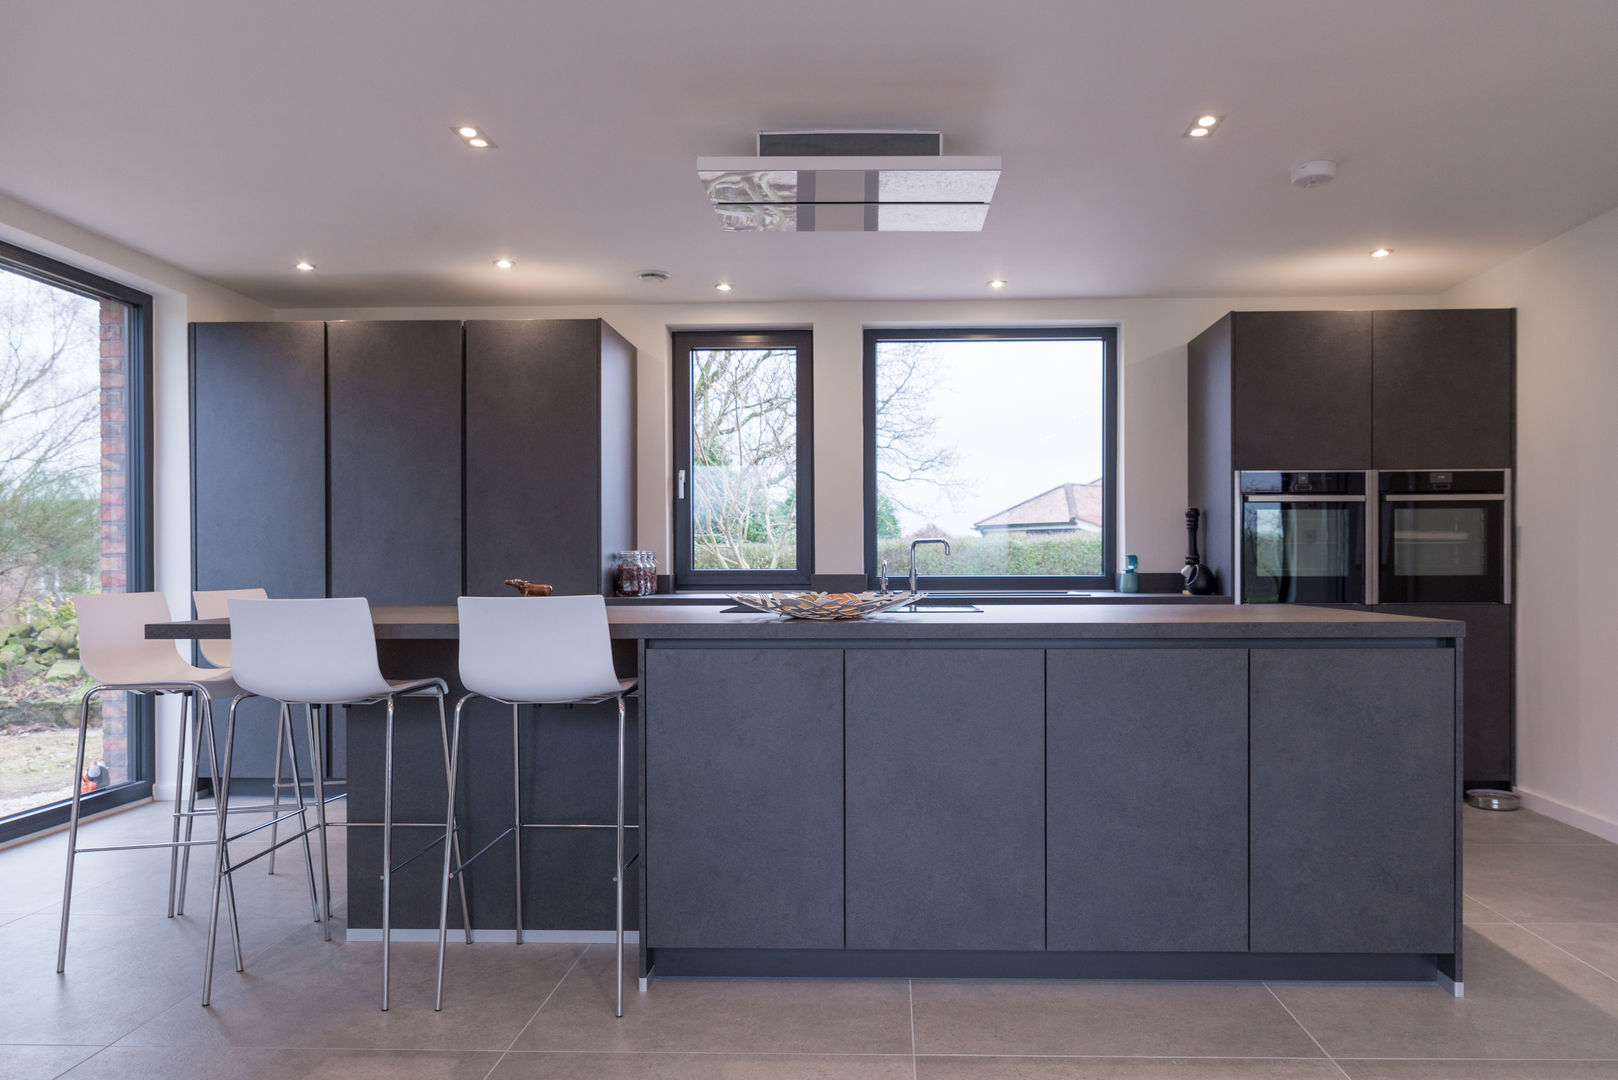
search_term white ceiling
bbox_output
[4,0,1618,308]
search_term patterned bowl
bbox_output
[729,591,926,620]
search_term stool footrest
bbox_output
[388,833,448,876]
[519,822,641,830]
[451,826,515,878]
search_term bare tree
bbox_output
[872,341,963,519]
[0,272,101,610]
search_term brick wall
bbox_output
[98,300,127,778]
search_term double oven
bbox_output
[1236,469,1511,606]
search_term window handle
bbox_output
[676,469,686,500]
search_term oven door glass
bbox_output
[1380,500,1505,602]
[1242,501,1366,603]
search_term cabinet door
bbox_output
[327,321,463,604]
[845,648,1045,951]
[1380,603,1513,786]
[1047,649,1248,951]
[191,322,327,784]
[1231,311,1373,469]
[465,320,606,597]
[191,322,327,598]
[1250,647,1456,954]
[1373,309,1514,469]
[645,648,844,949]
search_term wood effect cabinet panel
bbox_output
[1250,647,1455,954]
[1373,309,1515,469]
[327,320,463,604]
[845,648,1045,951]
[644,647,844,949]
[1231,311,1374,470]
[1046,648,1248,951]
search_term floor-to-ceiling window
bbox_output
[0,241,152,841]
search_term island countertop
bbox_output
[147,602,1464,641]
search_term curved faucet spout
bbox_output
[908,537,952,593]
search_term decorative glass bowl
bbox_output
[729,591,925,620]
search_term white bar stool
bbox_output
[59,592,246,978]
[212,596,469,1009]
[194,589,337,882]
[437,594,638,1015]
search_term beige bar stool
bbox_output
[437,594,637,1015]
[207,596,469,1009]
[58,592,249,977]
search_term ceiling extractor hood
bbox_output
[698,131,1001,232]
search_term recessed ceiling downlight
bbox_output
[987,279,1007,289]
[1185,113,1222,138]
[1370,248,1393,258]
[494,258,515,269]
[452,125,496,149]
[294,261,316,272]
[1197,115,1219,128]
[715,281,733,292]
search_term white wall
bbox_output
[282,294,1442,578]
[1444,204,1618,840]
[0,194,272,797]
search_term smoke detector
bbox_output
[1291,160,1338,188]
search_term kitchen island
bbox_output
[149,603,1466,993]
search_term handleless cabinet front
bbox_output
[327,320,463,604]
[1250,647,1456,954]
[845,648,1045,951]
[1231,310,1374,469]
[1373,308,1515,469]
[1047,648,1249,951]
[645,647,845,949]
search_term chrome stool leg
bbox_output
[305,703,334,941]
[56,686,98,972]
[282,708,322,922]
[435,693,471,1011]
[615,694,627,1019]
[266,703,288,875]
[202,694,247,1005]
[175,694,208,915]
[381,693,397,1011]
[432,692,472,945]
[512,702,524,946]
[166,691,191,917]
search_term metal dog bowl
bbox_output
[1465,788,1521,812]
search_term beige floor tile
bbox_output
[513,946,914,1054]
[1340,1063,1618,1080]
[1270,924,1618,1060]
[0,1043,102,1080]
[0,912,261,1044]
[57,1045,499,1079]
[1465,843,1618,922]
[1520,922,1618,981]
[1463,896,1511,924]
[909,981,1323,1058]
[917,1057,1345,1079]
[114,932,579,1051]
[491,1052,916,1079]
[1462,807,1608,846]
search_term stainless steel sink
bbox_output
[891,603,982,613]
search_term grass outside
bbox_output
[0,721,103,819]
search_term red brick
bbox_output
[101,572,126,588]
[100,389,124,407]
[101,540,126,555]
[99,342,125,359]
[102,374,124,388]
[101,406,127,422]
[99,323,122,341]
[100,489,123,506]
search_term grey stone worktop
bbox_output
[145,603,1463,642]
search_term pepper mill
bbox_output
[1181,507,1217,596]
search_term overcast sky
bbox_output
[877,338,1106,536]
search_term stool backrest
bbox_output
[457,595,622,703]
[73,591,187,685]
[192,588,268,668]
[228,597,390,703]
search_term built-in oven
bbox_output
[1236,471,1370,604]
[1379,470,1511,603]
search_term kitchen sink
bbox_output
[891,603,982,613]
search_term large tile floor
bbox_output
[3,802,1618,1079]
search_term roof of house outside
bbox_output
[973,480,1103,533]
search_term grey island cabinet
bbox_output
[630,603,1466,992]
[144,603,1467,992]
